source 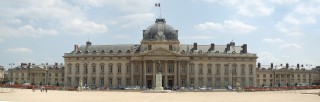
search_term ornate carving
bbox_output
[145,48,175,56]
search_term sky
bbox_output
[1,0,320,69]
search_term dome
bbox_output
[143,18,178,41]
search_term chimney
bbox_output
[74,44,79,51]
[241,44,247,54]
[297,64,300,69]
[191,42,197,52]
[271,63,273,69]
[258,62,261,69]
[209,43,215,51]
[286,63,289,69]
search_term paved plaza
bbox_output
[0,88,319,102]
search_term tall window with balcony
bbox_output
[76,65,80,74]
[241,64,245,75]
[208,67,212,75]
[117,78,121,85]
[100,78,104,86]
[190,64,195,74]
[100,65,104,73]
[216,64,221,74]
[126,65,130,73]
[168,63,174,74]
[68,65,72,74]
[84,65,88,74]
[147,64,152,74]
[109,65,113,73]
[198,64,203,75]
[109,78,113,86]
[117,65,121,74]
[224,64,229,75]
[92,65,96,74]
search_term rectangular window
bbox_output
[224,65,229,74]
[135,66,139,73]
[75,77,79,86]
[109,78,113,86]
[68,67,71,73]
[199,67,203,74]
[216,65,220,74]
[68,77,71,86]
[190,64,195,74]
[92,77,96,85]
[169,64,174,73]
[100,78,104,86]
[76,66,80,73]
[118,65,122,73]
[84,65,88,73]
[208,78,212,86]
[169,45,173,51]
[55,73,58,77]
[190,78,194,84]
[109,65,113,73]
[126,66,130,73]
[181,78,185,86]
[126,78,130,86]
[181,65,186,73]
[101,65,104,73]
[117,78,121,85]
[92,66,96,73]
[147,64,152,73]
[135,78,139,86]
[148,45,152,50]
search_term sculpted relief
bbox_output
[145,48,175,56]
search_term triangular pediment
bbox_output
[143,47,178,56]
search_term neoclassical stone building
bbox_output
[0,65,4,83]
[256,63,318,87]
[63,18,258,89]
[7,63,64,85]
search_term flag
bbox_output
[155,3,160,7]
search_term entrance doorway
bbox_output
[168,80,173,89]
[147,80,152,89]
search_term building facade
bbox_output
[63,18,258,89]
[7,63,64,86]
[256,63,318,87]
[0,65,4,83]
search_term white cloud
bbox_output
[280,43,301,49]
[283,15,316,25]
[63,19,107,35]
[195,20,256,33]
[262,38,284,43]
[6,48,32,54]
[0,25,58,38]
[0,37,5,44]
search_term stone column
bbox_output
[279,74,282,86]
[143,61,147,87]
[186,61,190,86]
[164,60,168,88]
[177,61,180,86]
[153,60,156,87]
[130,61,134,86]
[174,61,177,87]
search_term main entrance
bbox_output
[147,80,152,89]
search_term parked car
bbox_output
[199,86,207,90]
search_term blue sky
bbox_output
[1,0,319,69]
